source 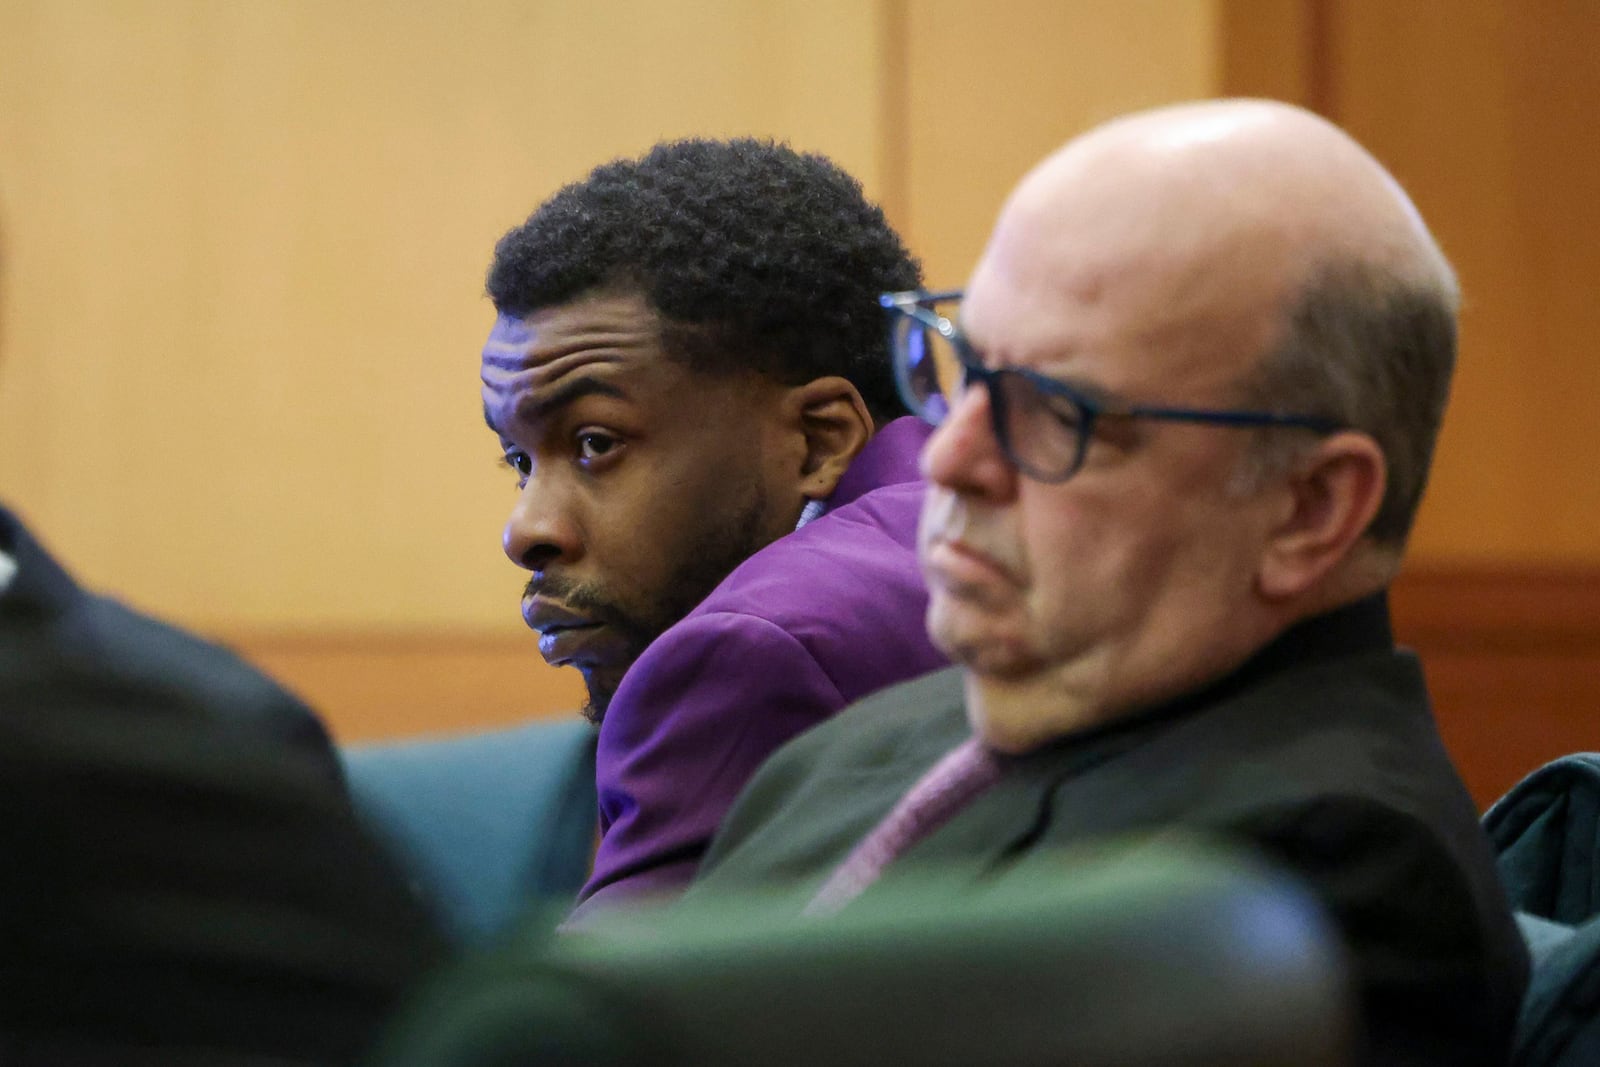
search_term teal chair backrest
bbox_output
[341,718,597,944]
[1485,752,1600,1066]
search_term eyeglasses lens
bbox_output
[894,315,962,425]
[991,371,1084,482]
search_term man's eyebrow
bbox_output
[505,376,629,429]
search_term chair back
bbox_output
[342,718,597,943]
[372,842,1355,1067]
[1485,752,1600,1066]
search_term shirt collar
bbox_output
[0,548,15,596]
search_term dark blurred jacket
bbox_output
[0,504,339,778]
[0,506,448,1063]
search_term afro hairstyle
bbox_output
[486,138,922,421]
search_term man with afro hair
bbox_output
[481,138,947,920]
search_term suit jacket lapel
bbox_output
[885,702,1187,885]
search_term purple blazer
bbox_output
[571,417,948,920]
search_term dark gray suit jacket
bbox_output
[0,505,445,1062]
[0,504,338,777]
[695,595,1530,1066]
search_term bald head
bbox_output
[999,99,1452,301]
[969,98,1456,550]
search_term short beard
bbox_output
[533,486,777,726]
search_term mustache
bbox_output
[522,575,643,637]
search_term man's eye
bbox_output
[1040,392,1085,430]
[502,451,532,478]
[576,431,621,463]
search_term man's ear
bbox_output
[1257,431,1387,602]
[780,377,874,500]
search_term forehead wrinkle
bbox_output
[482,308,653,376]
[480,354,631,442]
[512,375,629,428]
[481,300,659,432]
[481,348,627,392]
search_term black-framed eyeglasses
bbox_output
[881,289,1345,483]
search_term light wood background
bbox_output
[2,1,1597,804]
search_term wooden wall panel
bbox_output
[1320,0,1600,566]
[896,0,1219,289]
[1392,568,1600,808]
[231,631,587,743]
[1218,0,1321,109]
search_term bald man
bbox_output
[691,101,1528,1063]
